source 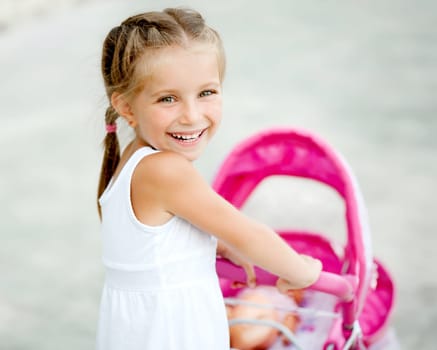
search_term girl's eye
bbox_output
[159,96,176,103]
[199,90,216,97]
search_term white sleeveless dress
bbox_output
[96,147,229,350]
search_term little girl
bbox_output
[96,7,322,350]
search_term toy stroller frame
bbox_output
[214,128,395,349]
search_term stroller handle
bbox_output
[216,258,357,301]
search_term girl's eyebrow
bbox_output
[150,81,221,97]
[150,89,178,98]
[200,81,221,88]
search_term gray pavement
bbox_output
[1,0,436,348]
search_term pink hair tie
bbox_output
[106,123,117,133]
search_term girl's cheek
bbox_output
[210,103,223,118]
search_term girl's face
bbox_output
[125,45,222,161]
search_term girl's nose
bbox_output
[179,100,201,125]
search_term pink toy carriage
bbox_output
[214,128,396,349]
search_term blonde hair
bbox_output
[97,8,226,216]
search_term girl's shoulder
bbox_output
[134,150,197,186]
[132,150,210,204]
[130,150,209,225]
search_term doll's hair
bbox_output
[97,8,225,216]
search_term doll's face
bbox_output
[229,292,279,350]
[227,287,302,350]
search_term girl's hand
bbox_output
[218,241,256,289]
[276,254,322,293]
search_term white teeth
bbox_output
[170,131,202,141]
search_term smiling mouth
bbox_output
[169,129,206,143]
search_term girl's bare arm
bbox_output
[133,152,322,289]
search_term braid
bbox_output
[97,106,120,217]
[105,105,119,125]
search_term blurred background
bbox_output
[1,0,436,348]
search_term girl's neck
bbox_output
[129,139,155,153]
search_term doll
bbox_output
[227,287,303,350]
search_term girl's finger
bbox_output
[276,278,290,294]
[243,263,256,288]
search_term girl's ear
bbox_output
[111,92,137,128]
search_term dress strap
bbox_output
[99,146,158,203]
